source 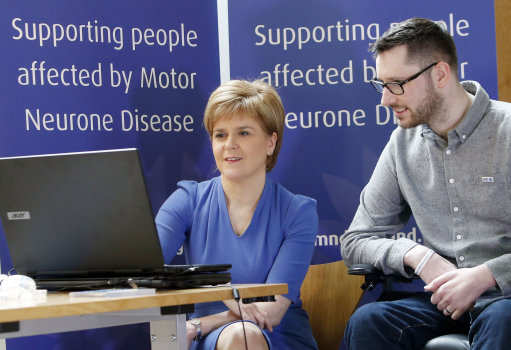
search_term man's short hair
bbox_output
[369,18,458,78]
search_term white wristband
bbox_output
[414,249,435,275]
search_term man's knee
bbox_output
[348,302,388,327]
[472,299,511,334]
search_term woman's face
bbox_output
[211,113,277,183]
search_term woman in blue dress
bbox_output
[155,79,319,350]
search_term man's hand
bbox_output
[424,264,497,320]
[417,252,457,284]
[404,245,457,284]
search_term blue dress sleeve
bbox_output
[155,180,197,264]
[266,194,318,303]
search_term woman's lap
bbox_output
[189,307,317,350]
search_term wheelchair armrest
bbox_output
[347,264,415,292]
[348,264,385,291]
[348,266,469,347]
[347,264,380,276]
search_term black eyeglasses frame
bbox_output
[370,62,438,95]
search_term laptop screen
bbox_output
[0,149,166,277]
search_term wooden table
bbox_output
[0,283,287,350]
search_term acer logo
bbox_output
[7,212,31,220]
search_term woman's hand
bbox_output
[223,299,273,331]
[223,295,291,332]
[186,320,197,348]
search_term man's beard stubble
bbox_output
[398,84,446,129]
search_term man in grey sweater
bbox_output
[341,17,511,350]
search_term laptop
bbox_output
[0,148,231,290]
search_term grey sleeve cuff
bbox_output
[385,238,419,277]
[485,258,511,296]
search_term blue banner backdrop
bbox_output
[227,0,497,264]
[0,0,497,349]
[0,1,219,349]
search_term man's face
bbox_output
[375,45,444,129]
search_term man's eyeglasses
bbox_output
[370,62,438,95]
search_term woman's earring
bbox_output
[267,151,273,156]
